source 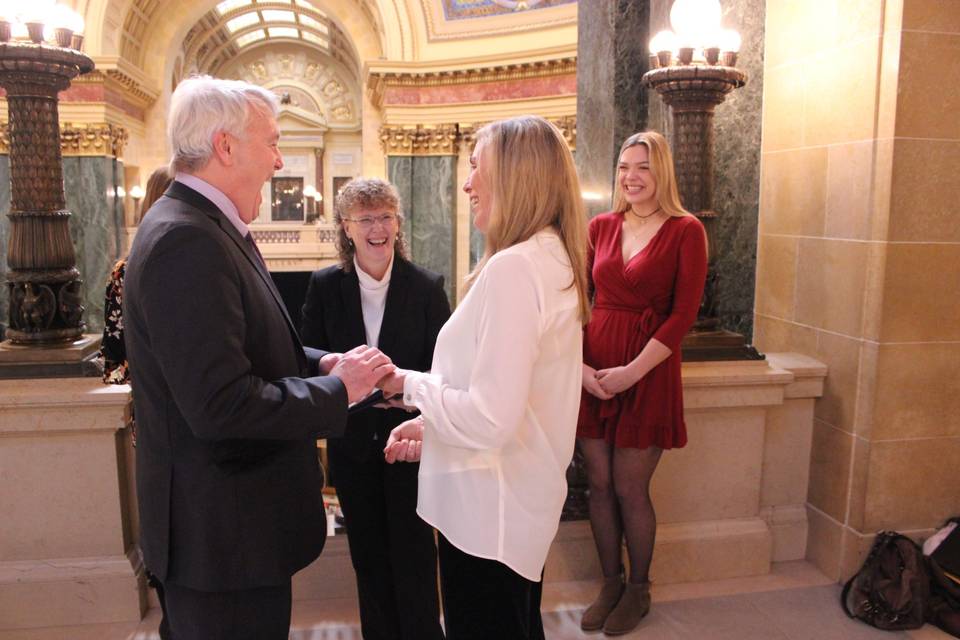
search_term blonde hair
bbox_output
[612,131,691,218]
[464,116,590,323]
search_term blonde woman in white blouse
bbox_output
[380,115,590,640]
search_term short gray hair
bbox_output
[167,75,280,174]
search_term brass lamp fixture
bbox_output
[0,0,95,350]
[642,0,760,360]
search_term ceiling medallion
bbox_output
[491,0,544,10]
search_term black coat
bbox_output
[123,181,348,591]
[300,257,450,443]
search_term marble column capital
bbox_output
[381,116,576,158]
[0,122,128,158]
[379,124,460,156]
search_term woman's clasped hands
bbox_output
[582,363,643,399]
[383,416,424,464]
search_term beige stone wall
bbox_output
[755,0,960,581]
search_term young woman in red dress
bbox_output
[577,131,708,635]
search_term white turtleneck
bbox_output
[354,255,394,349]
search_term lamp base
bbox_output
[0,335,102,379]
[681,329,764,362]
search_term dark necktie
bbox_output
[244,232,267,271]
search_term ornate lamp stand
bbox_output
[0,39,99,375]
[642,1,762,361]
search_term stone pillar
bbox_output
[0,379,142,631]
[575,0,650,219]
[382,125,458,304]
[0,124,127,336]
[754,0,960,580]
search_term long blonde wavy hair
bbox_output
[463,115,590,324]
[612,131,691,218]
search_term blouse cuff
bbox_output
[402,370,440,409]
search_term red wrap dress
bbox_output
[577,212,708,449]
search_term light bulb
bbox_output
[303,185,317,199]
[129,185,144,200]
[22,0,55,24]
[649,29,678,55]
[0,0,19,22]
[670,0,721,48]
[719,28,741,53]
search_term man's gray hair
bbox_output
[167,75,280,174]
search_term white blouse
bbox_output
[402,229,583,581]
[354,255,393,349]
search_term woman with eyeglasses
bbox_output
[300,177,450,640]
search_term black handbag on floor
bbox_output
[841,531,930,630]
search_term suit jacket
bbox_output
[123,181,348,591]
[300,257,450,444]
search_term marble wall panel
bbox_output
[575,0,650,219]
[389,156,414,241]
[389,155,456,303]
[0,156,9,334]
[62,156,124,334]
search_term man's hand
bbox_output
[318,352,341,375]
[329,345,395,404]
[384,417,424,463]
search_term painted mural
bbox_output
[441,0,576,21]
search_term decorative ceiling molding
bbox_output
[380,115,575,156]
[368,56,576,107]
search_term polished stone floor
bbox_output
[1,561,952,639]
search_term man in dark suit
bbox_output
[123,75,392,639]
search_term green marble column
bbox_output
[62,156,125,333]
[388,155,457,304]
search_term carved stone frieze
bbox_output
[383,116,575,156]
[368,57,577,107]
[0,122,129,157]
[379,124,460,156]
[228,51,360,127]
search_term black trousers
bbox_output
[437,534,545,640]
[162,579,292,640]
[330,435,444,640]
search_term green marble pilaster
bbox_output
[388,155,456,303]
[62,156,124,334]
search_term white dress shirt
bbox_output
[402,228,583,581]
[354,255,393,349]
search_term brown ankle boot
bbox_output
[580,574,625,631]
[602,580,651,635]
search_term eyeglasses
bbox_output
[343,214,398,229]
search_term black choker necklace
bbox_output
[631,206,662,220]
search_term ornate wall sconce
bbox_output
[642,0,760,360]
[0,1,95,352]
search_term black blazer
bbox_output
[123,181,348,591]
[300,257,451,442]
